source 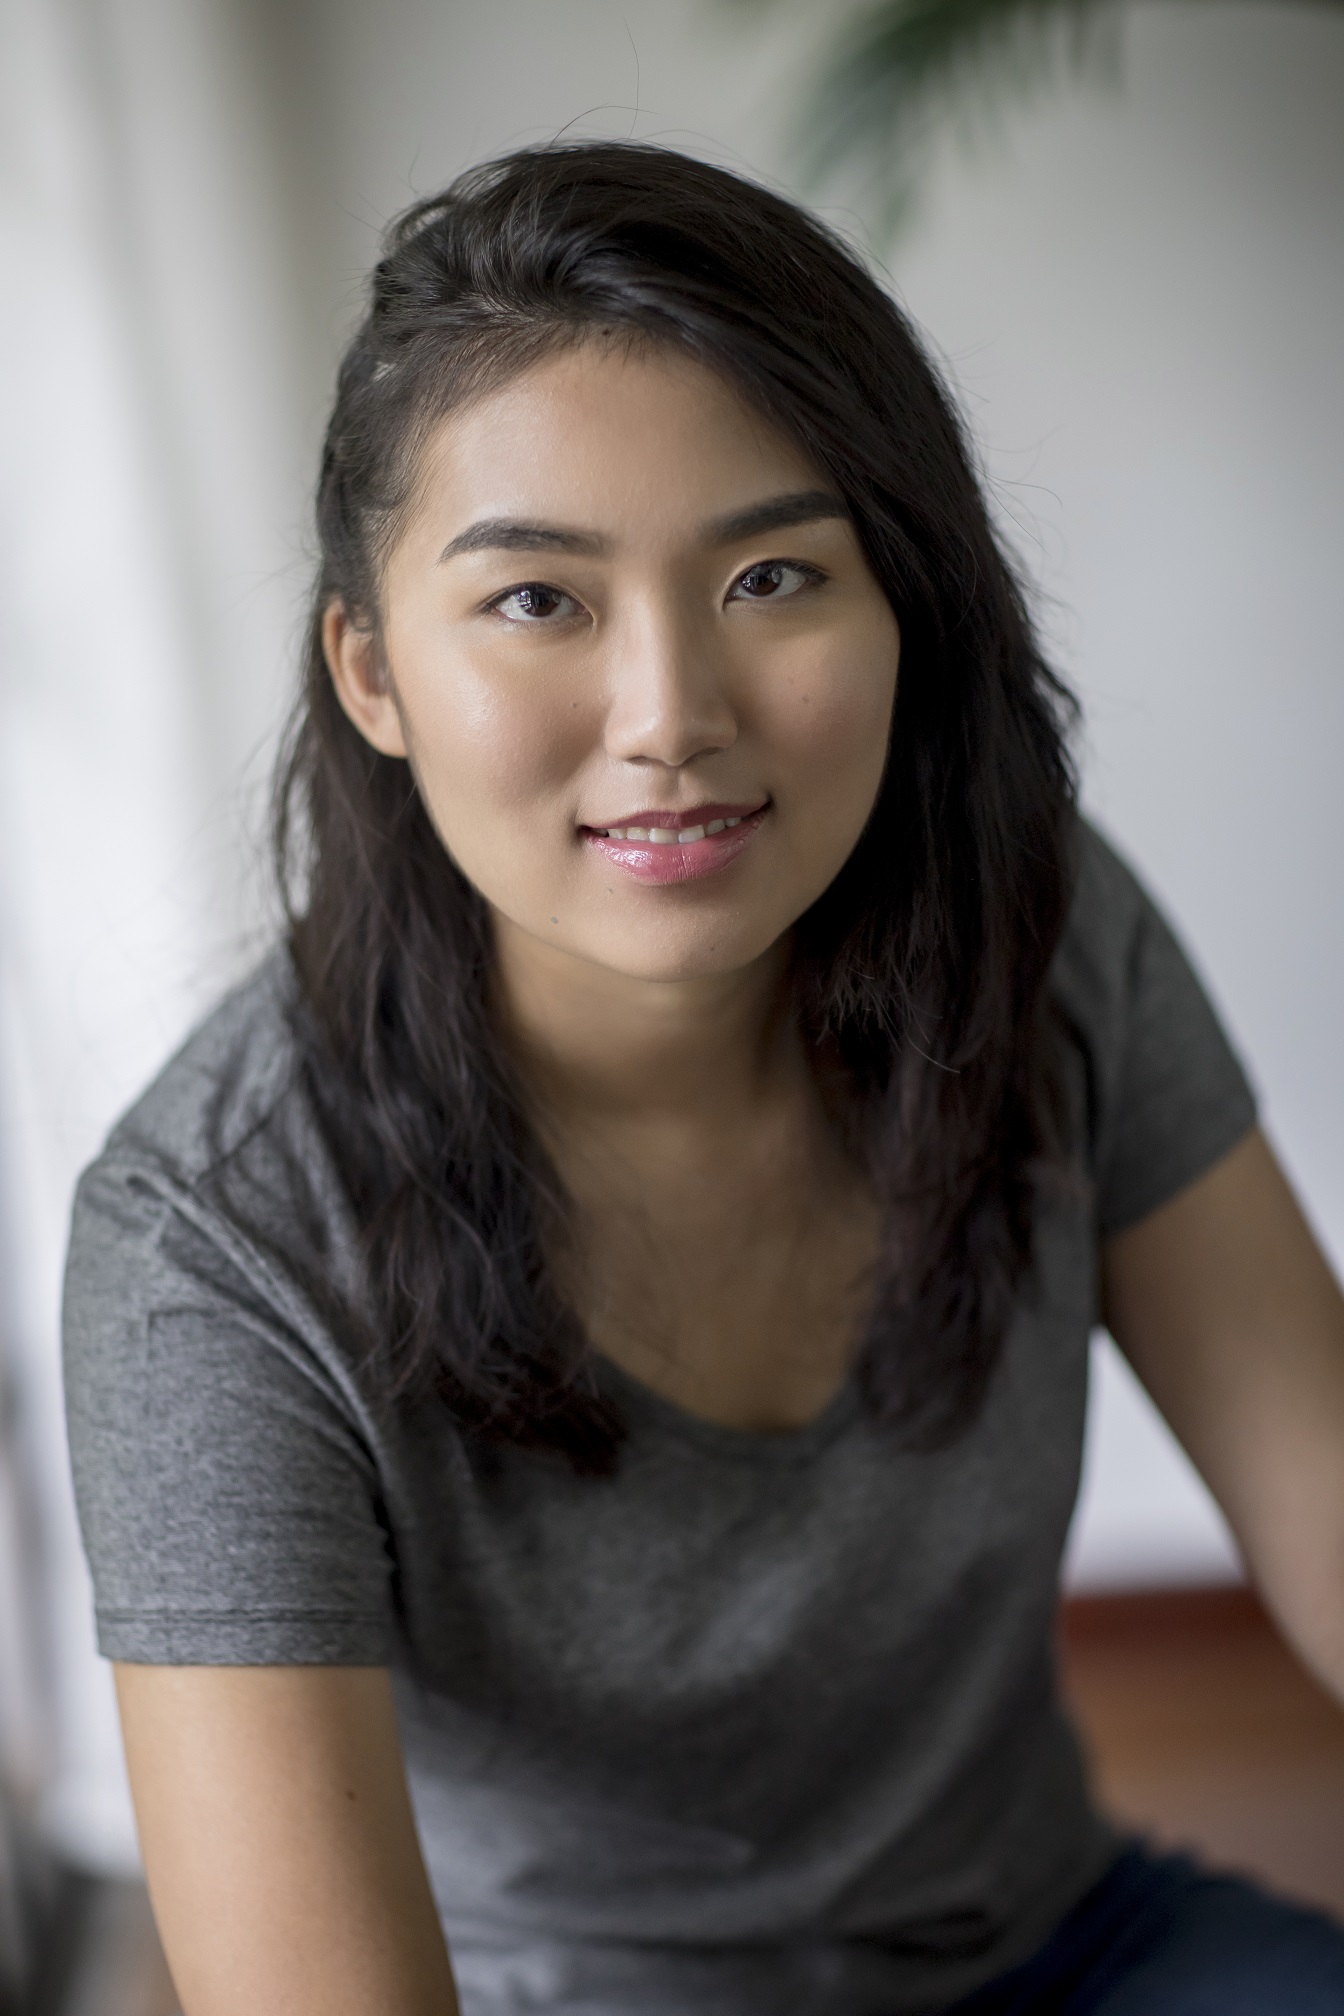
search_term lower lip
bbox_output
[583,809,767,885]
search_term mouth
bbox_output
[579,801,769,885]
[584,801,767,845]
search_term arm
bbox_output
[115,1663,460,2016]
[1100,1125,1344,1700]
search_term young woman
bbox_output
[65,143,1344,2015]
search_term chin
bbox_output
[582,915,790,986]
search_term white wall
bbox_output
[3,0,1340,1868]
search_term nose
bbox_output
[602,598,738,770]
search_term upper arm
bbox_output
[1100,1127,1344,1696]
[64,1165,393,1666]
[1054,831,1344,1688]
[64,1167,457,2004]
[116,1662,459,2016]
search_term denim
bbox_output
[950,1843,1344,2014]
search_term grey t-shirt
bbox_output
[64,823,1256,2015]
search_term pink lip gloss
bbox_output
[582,805,768,885]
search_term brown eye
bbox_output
[493,582,580,623]
[729,561,821,602]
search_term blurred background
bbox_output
[1,0,1341,2005]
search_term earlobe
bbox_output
[322,599,409,759]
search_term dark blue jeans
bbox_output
[950,1843,1344,2013]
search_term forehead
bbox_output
[403,339,826,547]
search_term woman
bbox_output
[64,143,1344,2014]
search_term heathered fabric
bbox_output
[64,822,1257,2016]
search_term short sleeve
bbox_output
[63,1156,394,1665]
[1053,824,1258,1237]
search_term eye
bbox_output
[489,581,582,624]
[728,560,825,603]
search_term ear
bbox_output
[322,599,408,759]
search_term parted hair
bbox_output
[273,141,1078,1471]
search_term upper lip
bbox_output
[582,801,767,832]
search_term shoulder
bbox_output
[1048,817,1256,1231]
[1048,817,1152,1058]
[65,943,359,1338]
[98,944,307,1192]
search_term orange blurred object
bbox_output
[1061,1585,1344,1921]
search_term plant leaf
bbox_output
[726,0,1344,228]
[807,0,1124,222]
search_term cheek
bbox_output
[388,641,599,928]
[398,654,589,832]
[765,624,898,815]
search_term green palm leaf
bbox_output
[727,0,1341,227]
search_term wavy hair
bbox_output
[274,141,1078,1471]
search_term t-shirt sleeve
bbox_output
[63,1156,394,1665]
[1056,824,1259,1236]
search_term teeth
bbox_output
[596,813,752,842]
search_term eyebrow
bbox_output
[437,488,848,565]
[703,489,848,545]
[439,520,611,562]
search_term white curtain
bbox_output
[0,0,307,1870]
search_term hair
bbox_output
[273,140,1079,1472]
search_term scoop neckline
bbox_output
[593,1351,863,1465]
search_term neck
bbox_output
[491,914,801,1130]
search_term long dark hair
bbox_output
[274,141,1078,1471]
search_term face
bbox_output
[327,341,900,989]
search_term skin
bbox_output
[115,342,1344,2014]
